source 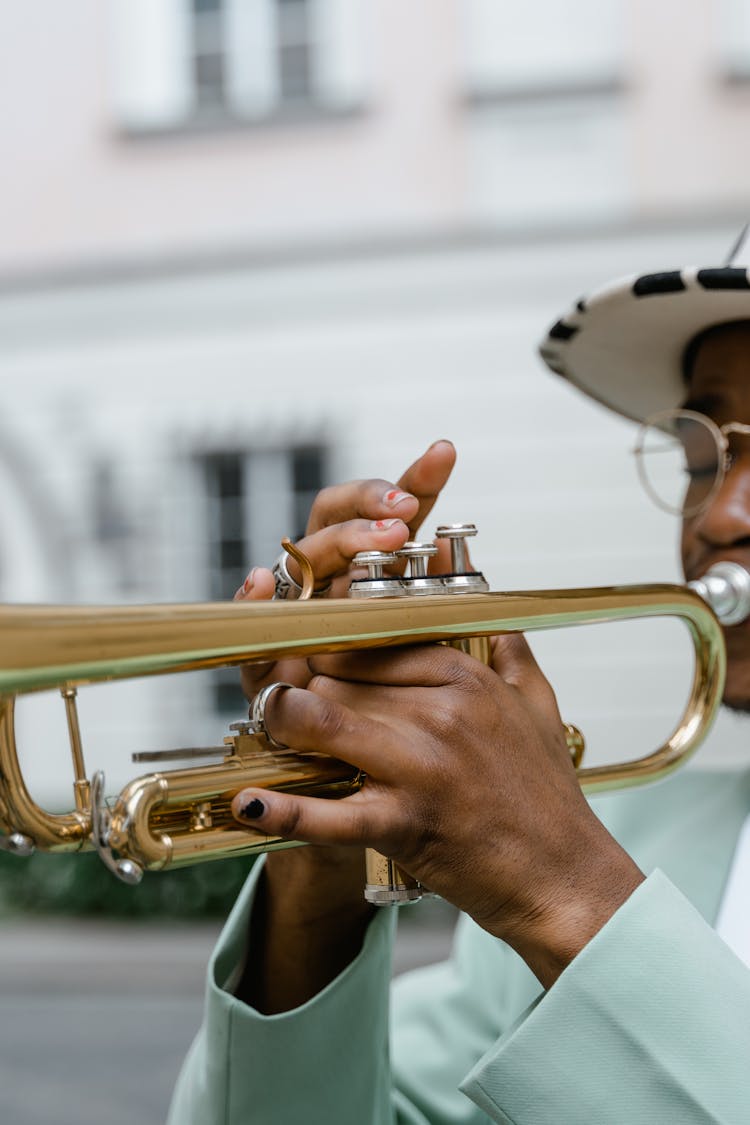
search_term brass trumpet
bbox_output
[0,540,745,889]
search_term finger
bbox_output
[308,642,479,691]
[258,683,403,779]
[231,785,389,849]
[490,634,563,720]
[306,480,420,535]
[240,658,312,698]
[284,517,411,588]
[304,440,456,541]
[233,567,276,602]
[396,440,456,536]
[489,634,546,689]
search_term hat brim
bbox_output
[539,266,750,423]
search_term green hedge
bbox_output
[0,849,254,918]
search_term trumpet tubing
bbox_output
[0,545,743,887]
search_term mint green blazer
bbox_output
[168,768,750,1124]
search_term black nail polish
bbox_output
[241,798,265,819]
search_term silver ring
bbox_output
[250,682,294,749]
[271,552,302,601]
[271,549,331,599]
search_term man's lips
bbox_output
[685,555,750,582]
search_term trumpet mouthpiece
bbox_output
[689,562,750,626]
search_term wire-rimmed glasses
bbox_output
[634,408,750,517]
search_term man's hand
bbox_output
[233,638,645,990]
[232,440,457,1012]
[233,439,457,698]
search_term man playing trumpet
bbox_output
[170,233,750,1124]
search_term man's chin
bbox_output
[722,693,750,715]
[722,663,750,713]
[720,634,750,713]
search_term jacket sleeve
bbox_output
[459,870,750,1124]
[167,858,402,1125]
[169,865,750,1125]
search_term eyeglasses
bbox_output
[634,408,750,517]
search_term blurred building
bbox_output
[2,0,749,809]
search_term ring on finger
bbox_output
[271,549,331,600]
[249,682,294,749]
[271,551,302,601]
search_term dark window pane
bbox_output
[208,454,241,499]
[278,0,309,40]
[219,539,245,571]
[193,0,222,14]
[195,52,225,101]
[218,497,244,539]
[293,446,325,492]
[208,565,246,601]
[202,450,249,705]
[279,44,312,100]
[215,671,246,716]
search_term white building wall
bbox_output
[0,0,463,275]
[5,0,750,279]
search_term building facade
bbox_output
[2,0,749,808]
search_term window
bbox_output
[463,0,623,98]
[191,0,315,115]
[201,444,327,713]
[203,452,245,601]
[461,0,627,226]
[276,0,314,103]
[91,460,136,595]
[111,0,369,132]
[191,0,226,109]
[720,0,750,80]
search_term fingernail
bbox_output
[382,489,413,508]
[240,798,265,819]
[233,568,257,600]
[371,518,400,531]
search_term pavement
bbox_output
[0,900,457,1125]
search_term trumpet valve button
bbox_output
[436,524,478,575]
[352,551,399,580]
[349,551,402,599]
[395,541,438,579]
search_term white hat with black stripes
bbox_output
[539,226,750,423]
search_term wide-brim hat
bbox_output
[539,226,750,423]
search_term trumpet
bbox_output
[0,525,747,897]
